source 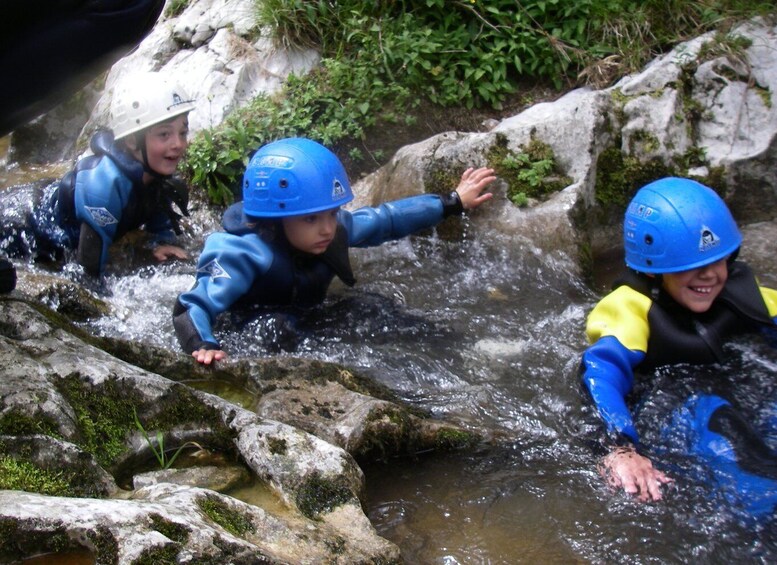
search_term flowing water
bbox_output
[3,174,776,562]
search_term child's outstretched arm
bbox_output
[341,167,496,247]
[584,336,675,501]
[582,285,675,501]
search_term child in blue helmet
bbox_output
[0,72,194,278]
[581,177,777,513]
[173,137,495,364]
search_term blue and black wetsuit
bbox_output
[582,262,777,445]
[581,263,777,517]
[173,193,463,354]
[0,130,186,276]
[659,393,777,518]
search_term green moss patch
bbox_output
[487,133,572,207]
[435,428,479,450]
[54,375,235,475]
[594,146,672,211]
[86,525,119,564]
[295,472,354,520]
[198,495,255,538]
[134,545,181,565]
[55,374,141,469]
[0,411,59,438]
[0,456,75,496]
[149,514,190,545]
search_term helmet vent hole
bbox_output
[646,259,653,266]
[132,102,140,109]
[644,234,653,245]
[279,179,289,189]
[279,203,286,209]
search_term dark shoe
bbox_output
[0,258,16,293]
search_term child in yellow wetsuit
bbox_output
[581,177,777,517]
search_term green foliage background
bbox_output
[183,0,773,205]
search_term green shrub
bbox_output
[184,57,413,204]
[184,0,773,204]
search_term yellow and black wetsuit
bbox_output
[581,261,777,446]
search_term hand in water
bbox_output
[153,244,188,262]
[599,446,674,502]
[192,348,227,365]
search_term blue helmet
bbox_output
[624,177,741,273]
[242,138,353,218]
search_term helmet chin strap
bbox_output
[134,132,171,180]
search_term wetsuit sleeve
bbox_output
[759,286,777,346]
[76,223,103,278]
[581,286,652,445]
[73,160,134,276]
[339,194,449,247]
[173,232,272,353]
[760,286,777,320]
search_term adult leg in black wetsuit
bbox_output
[0,0,164,137]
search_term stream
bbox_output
[3,171,776,563]
[106,231,777,563]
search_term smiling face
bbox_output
[661,257,729,313]
[281,208,339,254]
[128,114,189,179]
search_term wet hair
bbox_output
[245,217,282,243]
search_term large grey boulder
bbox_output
[353,19,777,273]
[0,281,479,562]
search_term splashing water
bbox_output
[9,216,777,563]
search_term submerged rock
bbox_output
[0,485,393,564]
[0,296,404,563]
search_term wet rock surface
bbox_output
[0,296,413,563]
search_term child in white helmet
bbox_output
[581,177,777,518]
[0,71,195,278]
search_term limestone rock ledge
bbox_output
[0,295,421,563]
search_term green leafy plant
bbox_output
[133,408,201,471]
[165,0,191,18]
[183,54,413,204]
[489,135,571,207]
[185,0,773,204]
[510,191,529,207]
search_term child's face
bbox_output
[142,115,189,176]
[281,208,339,254]
[661,257,728,313]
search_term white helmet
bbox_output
[110,72,195,140]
